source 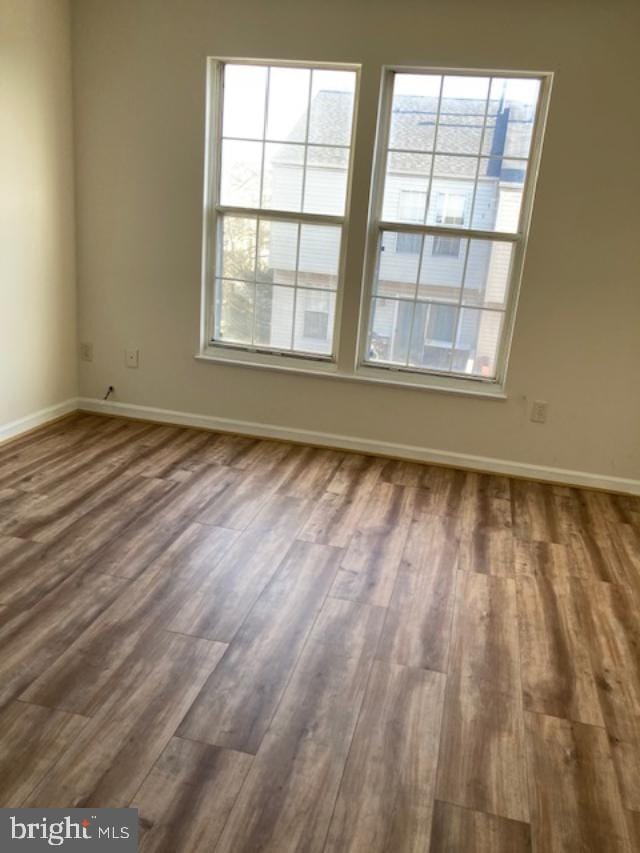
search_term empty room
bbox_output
[1,0,639,850]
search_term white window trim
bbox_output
[198,60,553,399]
[199,57,360,365]
[355,65,554,390]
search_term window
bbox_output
[396,233,422,254]
[432,236,461,257]
[201,61,551,393]
[363,70,547,382]
[205,60,357,358]
[435,193,466,226]
[395,191,426,253]
[303,309,329,340]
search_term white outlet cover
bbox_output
[530,401,548,423]
[125,349,139,368]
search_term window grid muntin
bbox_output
[363,67,543,381]
[210,60,357,360]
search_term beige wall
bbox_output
[0,0,77,427]
[72,0,640,480]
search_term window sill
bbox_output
[195,347,507,399]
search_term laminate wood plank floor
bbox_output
[1,412,639,851]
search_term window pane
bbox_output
[297,223,341,289]
[436,75,489,155]
[303,146,348,215]
[220,139,262,207]
[266,67,310,142]
[375,231,421,299]
[417,236,468,301]
[215,279,254,345]
[408,303,458,371]
[483,78,540,158]
[293,289,336,354]
[221,216,256,280]
[462,240,514,309]
[308,69,356,146]
[382,152,432,222]
[367,298,411,365]
[262,143,304,211]
[455,308,504,377]
[222,65,267,139]
[256,219,298,285]
[254,283,294,349]
[472,158,526,232]
[389,74,441,152]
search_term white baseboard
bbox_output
[0,397,79,445]
[77,396,640,496]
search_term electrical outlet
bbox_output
[79,342,93,362]
[530,400,548,424]
[125,348,139,368]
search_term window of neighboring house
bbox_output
[432,235,461,257]
[303,309,329,340]
[364,69,548,382]
[434,192,466,227]
[204,60,357,358]
[396,233,422,254]
[395,190,425,253]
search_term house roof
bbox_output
[275,91,535,175]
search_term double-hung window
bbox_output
[362,70,546,382]
[201,61,550,392]
[203,60,358,360]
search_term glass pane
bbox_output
[382,152,432,222]
[257,219,298,285]
[389,73,441,152]
[221,216,257,281]
[215,279,254,344]
[436,76,489,155]
[472,158,527,232]
[303,146,348,215]
[293,288,336,354]
[254,283,294,349]
[308,69,356,146]
[222,65,267,139]
[426,157,476,227]
[455,308,504,377]
[376,231,421,299]
[297,224,341,289]
[409,303,458,370]
[462,240,514,309]
[261,143,304,211]
[220,139,262,207]
[367,298,410,365]
[483,77,540,158]
[417,236,468,301]
[266,67,310,142]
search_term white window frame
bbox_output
[355,65,553,393]
[199,57,360,371]
[198,61,552,399]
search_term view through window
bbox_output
[364,71,543,379]
[203,61,549,387]
[210,62,357,357]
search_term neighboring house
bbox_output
[263,88,534,370]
